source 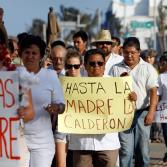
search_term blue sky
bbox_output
[0,0,111,36]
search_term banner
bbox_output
[58,76,135,134]
[0,72,20,166]
[154,100,167,123]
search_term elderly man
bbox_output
[91,29,123,75]
[50,40,67,76]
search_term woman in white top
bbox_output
[19,34,65,167]
[55,48,82,167]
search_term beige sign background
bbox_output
[58,76,135,134]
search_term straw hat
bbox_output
[91,29,114,45]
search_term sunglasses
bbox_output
[97,42,112,45]
[88,61,104,67]
[66,64,80,69]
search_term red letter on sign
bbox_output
[5,79,15,108]
[0,117,9,158]
[9,117,20,160]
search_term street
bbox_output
[150,142,167,167]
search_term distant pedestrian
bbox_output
[157,55,167,162]
[141,49,162,143]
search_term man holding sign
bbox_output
[65,49,136,167]
[109,37,158,167]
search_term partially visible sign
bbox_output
[130,21,154,29]
[155,100,167,123]
[0,72,20,167]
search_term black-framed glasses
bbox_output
[88,61,104,67]
[66,64,80,69]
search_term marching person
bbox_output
[109,37,158,167]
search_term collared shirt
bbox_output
[104,52,123,75]
[109,58,158,110]
[48,65,66,76]
[69,133,120,151]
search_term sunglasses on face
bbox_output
[66,64,80,69]
[88,61,104,67]
[97,42,111,46]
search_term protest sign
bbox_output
[155,100,167,123]
[58,76,135,134]
[0,72,20,166]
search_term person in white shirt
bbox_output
[20,34,65,167]
[157,55,167,162]
[109,37,158,167]
[69,48,127,167]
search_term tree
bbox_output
[27,19,45,39]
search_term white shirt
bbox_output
[24,68,65,148]
[104,53,123,75]
[69,133,120,151]
[109,58,158,110]
[158,71,167,100]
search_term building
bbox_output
[111,0,161,50]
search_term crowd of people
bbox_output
[1,6,167,167]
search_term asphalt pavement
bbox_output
[150,141,167,167]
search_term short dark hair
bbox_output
[123,37,140,51]
[84,49,105,65]
[73,30,88,42]
[140,49,157,59]
[51,40,66,49]
[19,34,46,58]
[112,36,121,46]
[160,55,167,63]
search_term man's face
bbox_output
[111,40,121,54]
[73,37,86,54]
[144,56,155,65]
[51,46,66,72]
[159,60,167,73]
[85,53,105,77]
[96,42,112,56]
[123,46,140,68]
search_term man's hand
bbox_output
[128,91,137,102]
[144,111,154,126]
